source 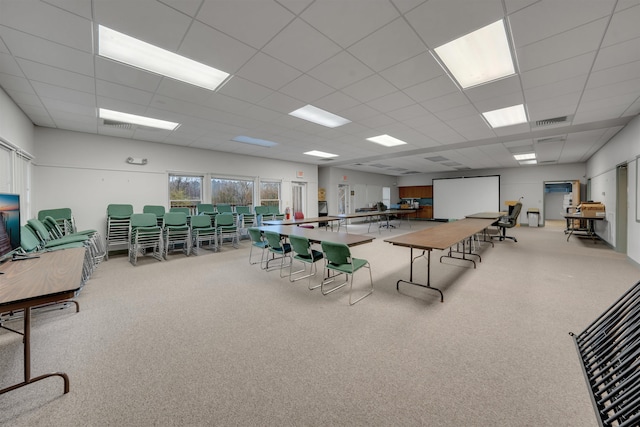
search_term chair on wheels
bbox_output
[191,214,218,254]
[288,234,323,289]
[321,241,373,305]
[128,213,163,265]
[493,202,523,242]
[247,227,269,268]
[263,230,292,277]
[162,211,191,258]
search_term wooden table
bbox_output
[564,212,605,242]
[262,215,341,228]
[258,225,374,247]
[384,218,495,302]
[0,247,86,395]
[336,209,417,233]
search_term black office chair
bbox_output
[493,202,522,242]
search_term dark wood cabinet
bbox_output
[399,186,433,219]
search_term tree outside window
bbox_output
[211,178,253,206]
[260,181,280,208]
[169,175,202,213]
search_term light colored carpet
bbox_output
[1,220,638,426]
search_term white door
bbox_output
[292,182,306,215]
[338,184,349,215]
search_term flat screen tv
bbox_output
[0,193,21,261]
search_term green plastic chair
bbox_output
[143,205,166,226]
[288,234,323,290]
[196,203,215,215]
[191,214,217,254]
[236,206,256,229]
[128,213,163,265]
[215,213,239,249]
[162,212,191,258]
[321,241,373,305]
[106,204,134,260]
[247,227,268,268]
[216,204,232,214]
[263,230,292,277]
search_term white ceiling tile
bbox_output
[307,51,374,90]
[347,18,425,72]
[43,0,93,19]
[313,91,361,114]
[593,37,640,70]
[405,0,504,47]
[0,52,23,76]
[379,52,444,89]
[236,52,302,90]
[217,76,273,104]
[521,53,595,89]
[276,0,314,15]
[516,18,609,71]
[524,78,585,104]
[342,74,396,103]
[0,0,92,52]
[5,89,42,108]
[31,81,94,106]
[262,19,342,72]
[0,73,35,93]
[301,0,399,48]
[17,58,95,93]
[94,0,192,51]
[404,75,458,103]
[602,4,640,47]
[368,91,415,113]
[96,80,154,106]
[155,78,213,106]
[179,21,257,74]
[279,74,334,103]
[158,0,203,17]
[256,91,300,114]
[94,58,163,93]
[197,0,294,49]
[0,26,94,76]
[586,60,640,88]
[509,0,614,47]
[421,92,470,113]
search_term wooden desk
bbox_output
[384,218,495,302]
[564,212,605,242]
[258,225,374,247]
[0,247,86,395]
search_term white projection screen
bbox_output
[433,175,500,220]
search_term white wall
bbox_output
[587,115,640,264]
[397,163,586,225]
[33,128,318,234]
[318,167,399,215]
[0,88,34,155]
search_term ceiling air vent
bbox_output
[401,170,421,175]
[536,136,566,144]
[425,156,449,162]
[102,119,134,129]
[535,116,568,127]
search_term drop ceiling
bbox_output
[0,0,639,176]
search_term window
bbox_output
[260,181,280,208]
[211,177,253,206]
[169,175,202,213]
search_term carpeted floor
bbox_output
[1,220,638,426]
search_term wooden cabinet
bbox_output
[399,186,433,219]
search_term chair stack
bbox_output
[128,213,163,265]
[106,204,133,260]
[215,212,239,249]
[162,211,191,258]
[143,205,166,227]
[191,214,218,254]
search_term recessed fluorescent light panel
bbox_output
[483,104,528,128]
[99,108,180,130]
[513,153,536,161]
[231,136,277,148]
[434,20,515,89]
[518,160,537,165]
[366,134,407,147]
[98,25,230,91]
[289,105,351,128]
[304,150,338,158]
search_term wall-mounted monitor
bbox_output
[0,193,21,261]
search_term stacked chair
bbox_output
[191,214,218,254]
[215,212,239,249]
[268,205,285,220]
[235,205,255,237]
[128,213,163,265]
[255,205,271,222]
[106,204,133,260]
[162,211,191,258]
[143,205,165,227]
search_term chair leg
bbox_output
[289,259,317,287]
[349,263,373,305]
[321,267,349,295]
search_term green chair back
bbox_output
[190,215,213,229]
[169,207,191,216]
[236,206,252,214]
[20,226,41,252]
[254,206,269,215]
[321,241,353,269]
[197,203,215,215]
[216,204,232,213]
[248,228,266,246]
[143,205,165,217]
[163,212,188,227]
[264,231,288,253]
[130,213,158,228]
[289,234,312,258]
[215,212,235,227]
[107,204,134,219]
[267,205,280,215]
[38,208,72,222]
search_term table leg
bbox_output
[396,248,444,302]
[0,307,70,395]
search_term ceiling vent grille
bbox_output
[102,119,134,129]
[401,170,421,175]
[536,136,566,144]
[535,116,569,127]
[425,156,449,162]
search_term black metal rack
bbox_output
[570,280,640,427]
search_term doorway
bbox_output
[616,163,628,253]
[338,184,349,215]
[291,182,306,216]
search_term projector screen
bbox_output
[433,175,500,220]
